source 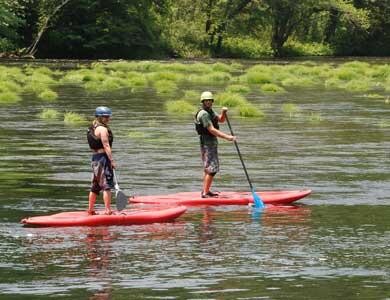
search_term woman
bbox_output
[87,106,116,215]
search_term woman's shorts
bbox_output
[200,145,219,175]
[90,153,114,194]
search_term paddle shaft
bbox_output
[225,115,254,191]
[113,169,120,189]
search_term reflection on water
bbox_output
[0,59,389,299]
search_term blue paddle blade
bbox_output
[252,189,265,209]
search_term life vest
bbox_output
[195,109,219,136]
[87,122,114,150]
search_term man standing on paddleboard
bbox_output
[87,106,116,215]
[195,91,236,198]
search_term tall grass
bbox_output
[38,89,58,101]
[64,112,87,126]
[282,103,300,118]
[165,100,196,114]
[260,83,286,94]
[153,80,178,95]
[38,108,61,120]
[0,92,21,105]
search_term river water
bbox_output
[0,59,389,299]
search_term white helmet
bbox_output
[200,91,214,102]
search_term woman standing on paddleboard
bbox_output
[195,91,236,198]
[87,106,116,215]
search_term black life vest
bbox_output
[87,122,114,150]
[195,109,219,136]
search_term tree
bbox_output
[0,0,24,52]
[36,0,165,58]
[204,0,252,54]
[22,0,71,57]
[261,0,370,57]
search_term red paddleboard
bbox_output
[130,190,311,206]
[21,206,187,227]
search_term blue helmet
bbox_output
[95,106,112,117]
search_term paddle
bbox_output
[113,169,128,211]
[225,114,265,209]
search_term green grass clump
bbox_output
[0,66,26,83]
[307,112,323,123]
[64,112,86,126]
[363,93,383,99]
[23,82,48,95]
[324,77,343,89]
[343,80,371,92]
[147,71,184,82]
[165,100,195,114]
[260,83,286,93]
[369,64,390,80]
[84,81,103,94]
[60,69,105,84]
[127,73,148,88]
[38,108,60,120]
[153,80,178,95]
[186,63,213,74]
[60,71,87,84]
[281,76,317,88]
[225,84,251,94]
[216,92,246,107]
[282,103,300,118]
[100,77,128,91]
[335,68,360,81]
[0,81,22,93]
[204,72,232,83]
[181,90,200,104]
[237,103,264,118]
[38,89,58,101]
[25,66,54,76]
[211,62,234,73]
[165,62,188,73]
[0,92,21,105]
[29,72,56,85]
[245,71,273,84]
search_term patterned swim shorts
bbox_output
[90,153,114,194]
[200,145,219,174]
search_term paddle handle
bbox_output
[225,115,254,191]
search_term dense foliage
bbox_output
[0,0,389,58]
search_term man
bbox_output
[195,91,236,198]
[87,106,116,215]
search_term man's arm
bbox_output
[207,124,236,141]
